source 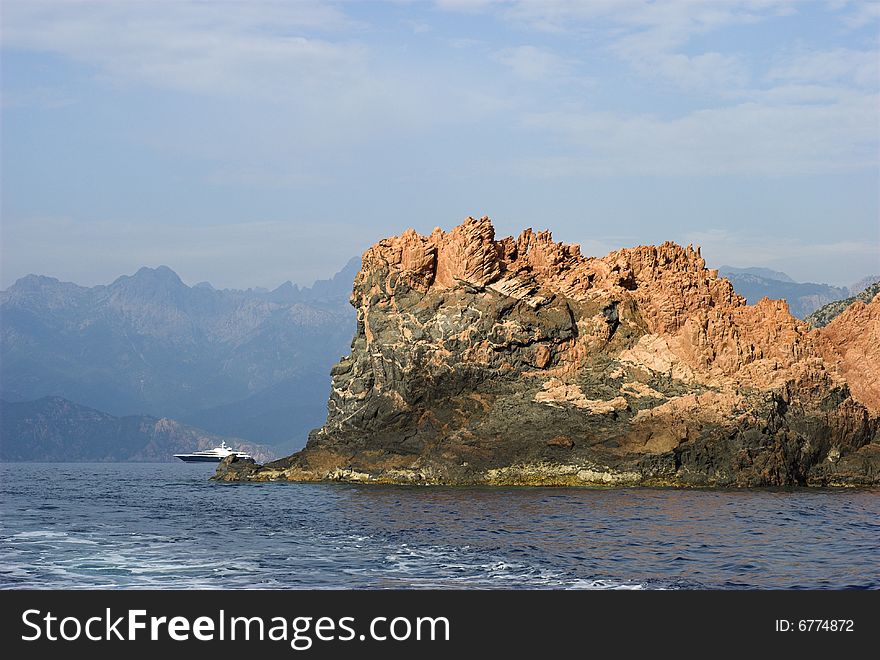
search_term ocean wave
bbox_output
[2,463,878,589]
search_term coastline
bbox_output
[213,447,879,488]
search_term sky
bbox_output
[1,0,878,290]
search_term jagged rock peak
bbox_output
[365,216,711,284]
[357,216,743,334]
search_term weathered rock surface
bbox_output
[814,293,880,414]
[215,217,880,487]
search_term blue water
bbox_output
[1,463,878,589]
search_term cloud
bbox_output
[623,49,749,92]
[0,0,527,175]
[0,86,78,109]
[486,0,795,36]
[439,1,799,93]
[490,45,577,81]
[402,19,432,34]
[446,37,485,49]
[517,89,878,176]
[832,0,880,29]
[749,82,868,104]
[433,0,504,13]
[2,0,877,201]
[768,48,880,87]
[1,0,365,97]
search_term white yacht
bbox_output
[174,441,252,463]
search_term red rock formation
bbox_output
[216,217,879,487]
[815,294,880,413]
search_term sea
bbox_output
[1,462,877,589]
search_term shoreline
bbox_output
[212,455,878,488]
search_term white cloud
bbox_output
[402,19,432,34]
[0,0,518,157]
[627,49,749,92]
[446,37,485,49]
[439,1,801,93]
[517,90,879,176]
[490,45,577,81]
[1,0,365,97]
[3,0,877,188]
[833,0,880,29]
[768,48,880,87]
[0,86,78,109]
[749,83,867,104]
[493,0,795,35]
[433,0,505,13]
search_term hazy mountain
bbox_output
[718,266,849,319]
[0,396,275,462]
[718,266,795,283]
[805,281,880,328]
[0,259,359,450]
[849,275,880,296]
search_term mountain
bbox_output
[0,396,275,462]
[848,275,880,296]
[718,266,848,319]
[805,281,880,328]
[217,217,879,487]
[718,266,795,283]
[0,259,359,449]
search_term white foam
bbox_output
[12,530,69,539]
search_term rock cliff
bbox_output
[216,217,880,486]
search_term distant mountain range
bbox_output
[0,259,358,452]
[0,396,275,462]
[718,267,876,319]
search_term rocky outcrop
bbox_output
[215,217,880,487]
[814,294,880,414]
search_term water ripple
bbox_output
[1,463,878,589]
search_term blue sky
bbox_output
[1,0,878,289]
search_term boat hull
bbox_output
[175,455,225,463]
